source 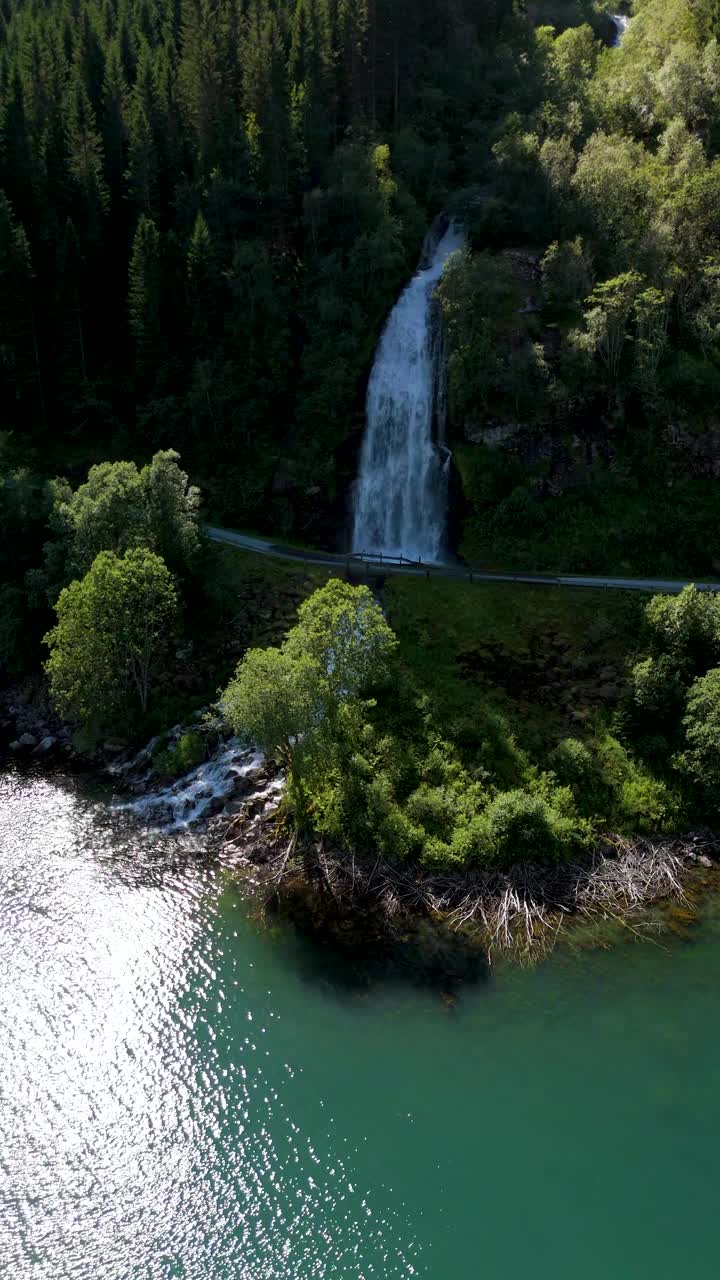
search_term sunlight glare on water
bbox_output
[4,763,720,1280]
[0,766,420,1279]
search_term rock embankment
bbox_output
[1,681,72,760]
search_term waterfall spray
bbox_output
[352,222,464,563]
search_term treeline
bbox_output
[0,0,531,536]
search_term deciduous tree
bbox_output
[45,548,179,732]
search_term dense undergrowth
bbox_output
[438,0,720,576]
[219,557,720,872]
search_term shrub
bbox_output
[365,774,422,861]
[405,783,458,840]
[549,737,597,789]
[619,774,673,832]
[679,667,720,804]
[644,585,720,674]
[631,653,685,718]
[154,731,206,777]
[449,813,493,865]
[483,788,581,866]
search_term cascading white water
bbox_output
[114,738,283,831]
[611,12,629,45]
[352,221,465,564]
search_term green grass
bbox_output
[383,576,647,761]
[454,440,720,579]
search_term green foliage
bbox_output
[643,584,720,674]
[154,730,206,777]
[284,578,397,699]
[438,250,554,420]
[129,216,163,374]
[0,459,51,674]
[222,579,396,820]
[44,548,179,736]
[38,449,200,599]
[549,736,598,789]
[482,786,584,866]
[541,237,594,310]
[222,645,326,772]
[631,653,685,719]
[680,667,720,802]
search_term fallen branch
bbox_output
[215,801,717,964]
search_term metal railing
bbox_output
[348,550,430,567]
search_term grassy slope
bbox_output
[454,436,720,579]
[383,576,646,775]
[212,545,687,837]
[210,548,646,766]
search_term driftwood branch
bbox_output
[217,801,715,963]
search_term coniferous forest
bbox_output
[0,0,523,532]
[5,0,720,587]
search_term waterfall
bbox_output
[352,221,465,564]
[113,737,283,831]
[611,13,629,45]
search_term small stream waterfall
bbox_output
[113,737,283,831]
[352,221,465,563]
[611,13,629,45]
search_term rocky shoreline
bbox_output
[210,791,720,965]
[1,679,74,760]
[3,685,718,968]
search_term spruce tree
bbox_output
[0,192,38,426]
[101,39,128,195]
[128,213,163,378]
[186,210,216,354]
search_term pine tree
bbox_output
[128,213,163,377]
[241,0,292,207]
[0,70,37,228]
[288,0,334,174]
[186,210,217,353]
[336,0,369,126]
[65,72,109,226]
[152,41,186,203]
[125,99,159,215]
[0,192,39,426]
[101,39,128,194]
[73,6,105,112]
[55,217,89,393]
[179,0,237,176]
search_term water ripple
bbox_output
[0,765,421,1279]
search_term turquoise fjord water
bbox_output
[2,765,719,1280]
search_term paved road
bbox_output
[204,525,720,595]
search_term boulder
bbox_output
[32,736,57,756]
[103,738,129,753]
[17,732,36,749]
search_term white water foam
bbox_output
[116,740,283,832]
[352,221,465,563]
[611,13,629,45]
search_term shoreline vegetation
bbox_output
[211,786,719,965]
[5,538,720,968]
